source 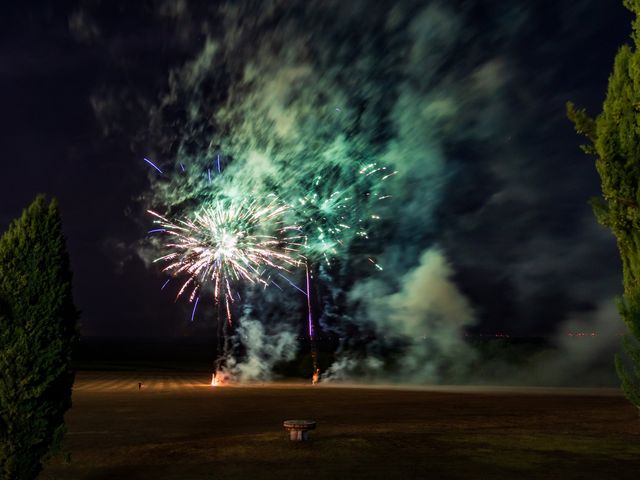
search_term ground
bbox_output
[39,371,640,480]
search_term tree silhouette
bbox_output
[568,0,640,407]
[0,195,79,479]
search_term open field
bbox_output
[39,371,640,480]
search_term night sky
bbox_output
[0,0,631,359]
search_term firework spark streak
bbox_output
[148,198,301,322]
[305,262,314,339]
[143,157,163,174]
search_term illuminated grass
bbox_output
[40,372,640,480]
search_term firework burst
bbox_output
[294,162,395,267]
[148,197,301,322]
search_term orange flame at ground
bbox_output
[211,373,224,387]
[312,368,320,385]
[211,371,232,387]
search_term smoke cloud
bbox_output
[225,317,298,382]
[325,249,476,382]
[72,0,625,385]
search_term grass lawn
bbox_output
[39,371,640,480]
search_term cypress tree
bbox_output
[567,0,640,407]
[0,195,79,479]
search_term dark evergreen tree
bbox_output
[0,195,79,479]
[568,0,640,407]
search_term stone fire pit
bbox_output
[283,419,316,441]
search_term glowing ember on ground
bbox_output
[312,368,320,385]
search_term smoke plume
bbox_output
[72,0,625,385]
